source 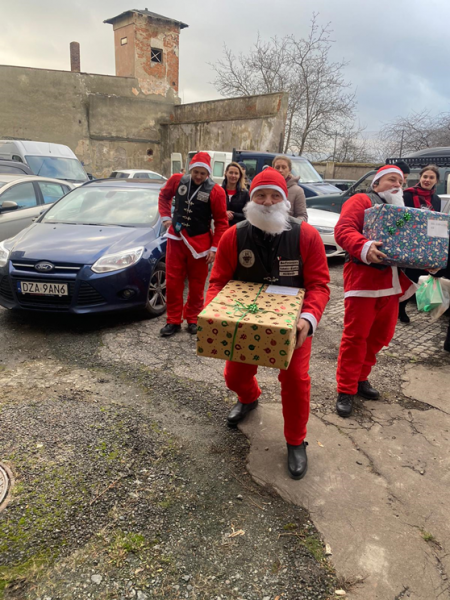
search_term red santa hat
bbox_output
[249,167,288,203]
[371,165,404,187]
[189,152,212,175]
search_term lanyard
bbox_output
[187,179,203,203]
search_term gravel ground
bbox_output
[0,264,350,600]
[2,257,448,600]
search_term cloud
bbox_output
[1,0,449,134]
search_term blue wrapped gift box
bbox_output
[363,204,450,270]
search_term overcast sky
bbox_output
[1,0,449,136]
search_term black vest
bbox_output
[345,191,387,269]
[172,174,215,237]
[233,218,304,287]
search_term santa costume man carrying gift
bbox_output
[335,164,416,418]
[158,152,228,337]
[205,168,330,480]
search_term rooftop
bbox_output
[104,8,188,29]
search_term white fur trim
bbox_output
[344,266,402,298]
[399,281,419,302]
[361,240,373,265]
[161,216,172,222]
[250,184,287,203]
[189,162,211,175]
[167,233,182,241]
[371,167,404,187]
[180,232,210,259]
[300,312,318,336]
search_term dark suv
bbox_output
[306,149,450,213]
[232,150,341,197]
[0,159,33,176]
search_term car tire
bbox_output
[145,262,167,317]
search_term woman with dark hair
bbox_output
[222,162,250,226]
[399,164,442,324]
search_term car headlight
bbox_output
[313,226,334,234]
[91,247,144,274]
[0,241,10,268]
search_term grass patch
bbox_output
[421,529,436,543]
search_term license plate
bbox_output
[18,281,68,296]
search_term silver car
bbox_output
[0,175,73,241]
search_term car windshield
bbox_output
[25,156,87,182]
[290,159,323,183]
[41,186,160,227]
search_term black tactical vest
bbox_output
[172,174,215,237]
[233,218,304,287]
[345,191,387,269]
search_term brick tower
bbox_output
[104,8,188,98]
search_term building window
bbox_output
[151,48,163,64]
[121,37,128,45]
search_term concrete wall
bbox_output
[313,161,381,181]
[164,93,288,172]
[0,65,288,178]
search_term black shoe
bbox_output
[287,441,308,480]
[160,323,181,337]
[227,400,258,426]
[187,323,198,335]
[358,380,380,400]
[336,393,354,418]
[398,299,410,324]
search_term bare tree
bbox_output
[321,124,373,163]
[211,15,357,155]
[378,111,450,157]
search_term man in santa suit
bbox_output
[335,165,416,417]
[158,152,228,337]
[205,168,330,480]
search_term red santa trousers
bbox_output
[166,238,209,325]
[337,295,399,395]
[224,337,312,446]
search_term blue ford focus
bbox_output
[0,179,167,315]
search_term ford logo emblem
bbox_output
[35,261,54,272]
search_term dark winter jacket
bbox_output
[223,187,250,226]
[403,187,441,212]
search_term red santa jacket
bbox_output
[335,193,416,300]
[158,173,228,258]
[205,223,330,334]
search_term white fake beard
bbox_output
[244,200,291,235]
[377,187,404,206]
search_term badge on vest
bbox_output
[178,185,188,196]
[197,191,210,203]
[239,249,255,268]
[279,259,299,276]
[175,222,182,233]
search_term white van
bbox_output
[170,151,232,185]
[0,140,88,185]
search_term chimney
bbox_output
[70,41,80,73]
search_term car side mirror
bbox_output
[1,200,19,212]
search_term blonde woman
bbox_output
[222,162,250,226]
[272,155,308,221]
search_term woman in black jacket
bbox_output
[222,162,250,227]
[399,164,442,324]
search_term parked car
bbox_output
[0,140,89,185]
[0,175,73,241]
[109,169,167,181]
[0,179,167,316]
[307,208,344,258]
[170,151,232,184]
[0,159,33,176]
[308,150,450,213]
[232,150,341,197]
[323,179,355,192]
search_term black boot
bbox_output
[357,380,380,400]
[336,393,354,418]
[287,441,308,480]
[227,400,258,426]
[398,300,410,324]
[444,323,450,352]
[160,323,181,337]
[186,323,198,335]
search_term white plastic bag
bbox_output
[430,278,450,322]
